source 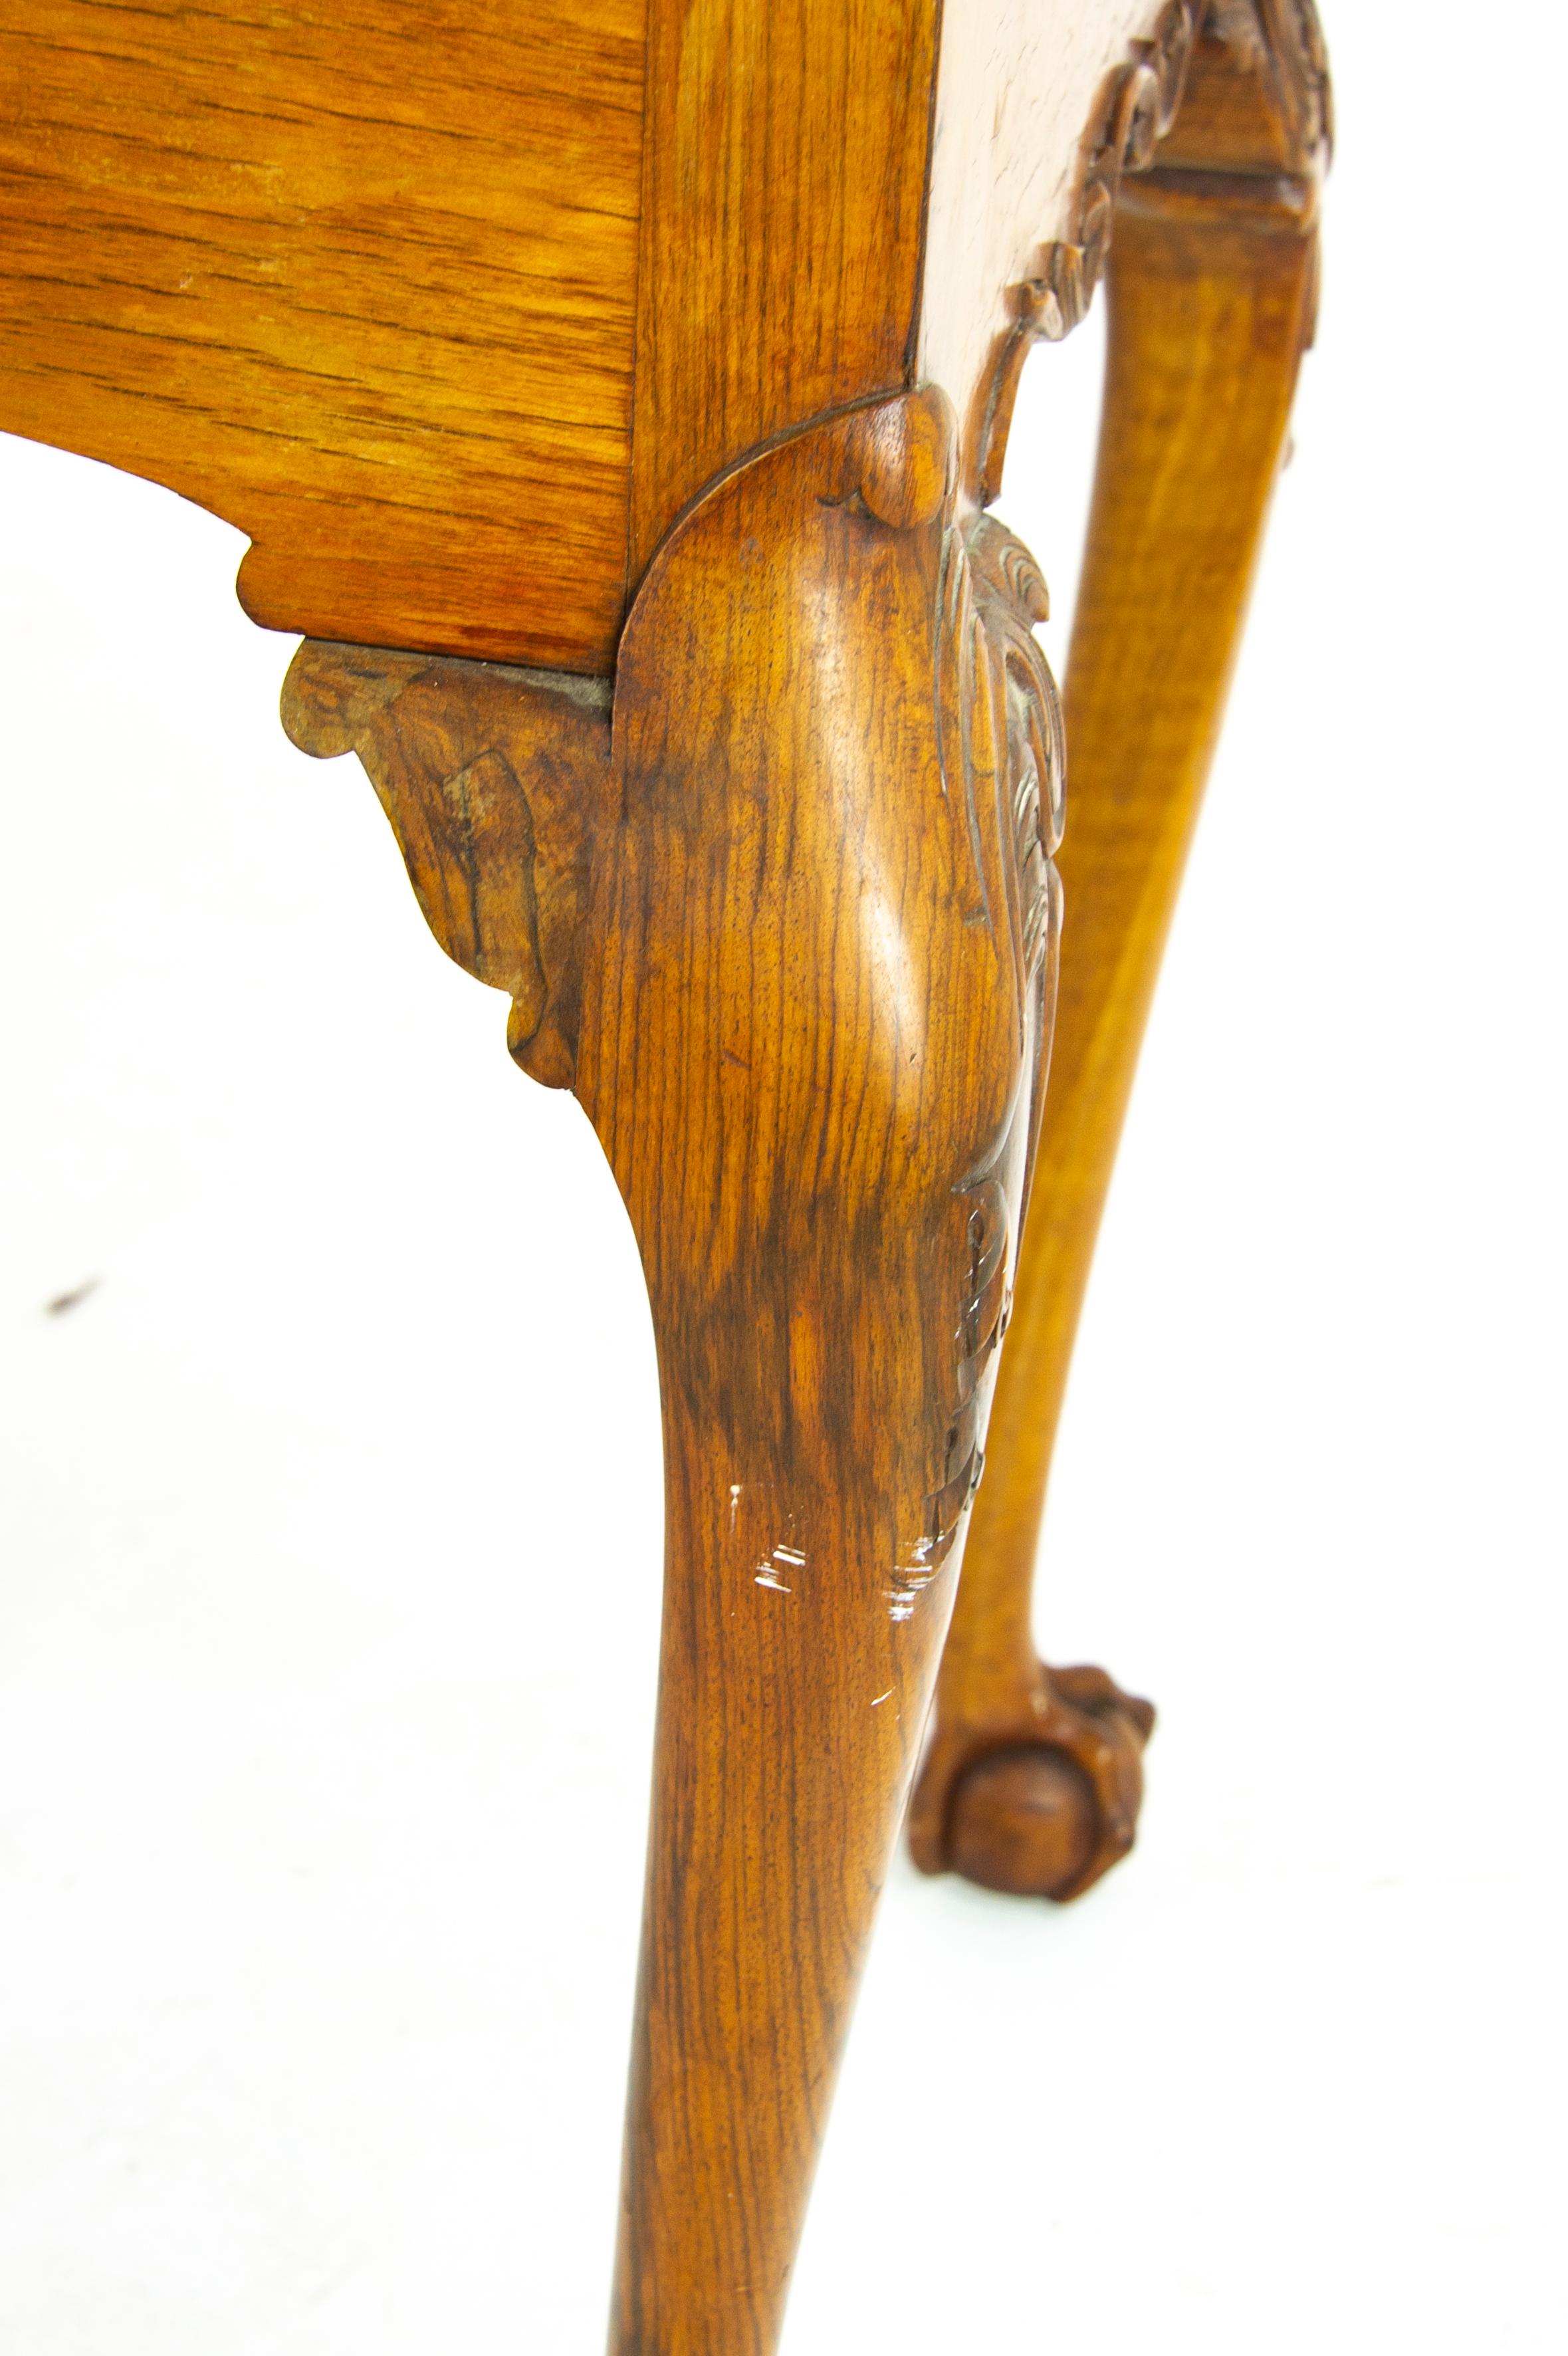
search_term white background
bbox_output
[2,5,1565,2349]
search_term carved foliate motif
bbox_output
[281,644,609,1089]
[892,499,1066,1606]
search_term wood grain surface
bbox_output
[0,0,644,669]
[627,0,941,584]
[0,0,1214,665]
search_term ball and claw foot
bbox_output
[941,1665,1155,1904]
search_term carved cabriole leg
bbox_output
[909,167,1321,1903]
[285,390,1063,2355]
[589,392,1060,2356]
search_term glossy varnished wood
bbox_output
[0,0,644,668]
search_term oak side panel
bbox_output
[0,0,644,670]
[628,0,939,582]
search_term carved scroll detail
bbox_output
[977,0,1331,503]
[1036,0,1200,346]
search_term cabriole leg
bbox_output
[287,388,1067,2353]
[590,394,1060,2356]
[909,164,1321,1903]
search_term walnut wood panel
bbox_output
[0,0,644,669]
[627,0,940,582]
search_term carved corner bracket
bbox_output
[281,642,610,1090]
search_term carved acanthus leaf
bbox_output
[281,643,609,1089]
[900,499,1065,1597]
